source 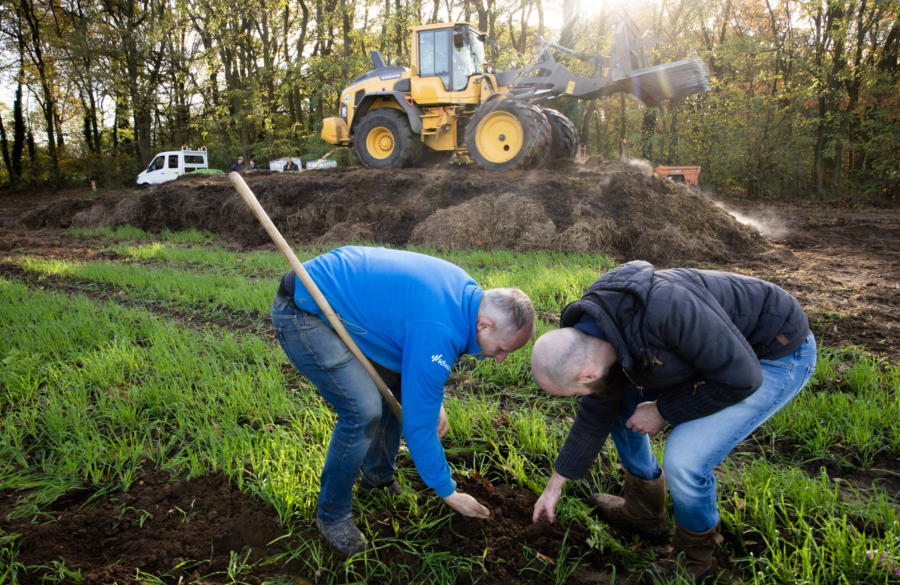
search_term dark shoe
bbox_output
[316,518,369,558]
[358,478,411,498]
[641,522,724,584]
[590,469,669,544]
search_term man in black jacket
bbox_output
[530,261,816,582]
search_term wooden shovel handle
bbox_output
[229,172,403,423]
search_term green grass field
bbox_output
[1,229,899,584]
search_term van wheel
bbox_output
[137,183,151,191]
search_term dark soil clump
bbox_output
[369,475,624,585]
[19,163,765,265]
[2,472,297,584]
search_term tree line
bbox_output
[0,0,897,198]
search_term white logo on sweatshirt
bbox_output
[431,354,452,372]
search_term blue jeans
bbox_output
[271,292,402,525]
[611,333,817,532]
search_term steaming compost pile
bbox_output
[20,159,765,265]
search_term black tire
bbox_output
[137,182,151,190]
[541,108,579,162]
[465,99,552,171]
[352,108,422,169]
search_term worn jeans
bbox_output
[271,291,402,525]
[611,333,817,532]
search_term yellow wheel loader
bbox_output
[321,13,710,170]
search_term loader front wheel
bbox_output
[352,109,421,169]
[466,99,551,170]
[541,108,579,163]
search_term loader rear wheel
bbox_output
[466,99,552,170]
[541,108,579,163]
[352,109,421,169]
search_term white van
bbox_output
[137,146,209,188]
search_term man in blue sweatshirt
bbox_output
[271,246,536,557]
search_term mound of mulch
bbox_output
[2,472,298,584]
[369,475,622,585]
[19,162,767,265]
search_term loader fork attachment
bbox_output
[493,11,710,106]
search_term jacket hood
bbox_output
[559,261,657,374]
[586,261,655,303]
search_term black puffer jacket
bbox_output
[554,261,810,479]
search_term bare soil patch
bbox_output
[1,471,297,584]
[716,201,900,361]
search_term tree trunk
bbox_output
[18,0,61,184]
[341,0,352,58]
[641,106,657,162]
[27,127,36,163]
[54,104,64,149]
[11,74,25,183]
[0,115,12,183]
[580,100,596,146]
[559,0,579,48]
[536,0,544,37]
[380,0,390,57]
[395,0,403,60]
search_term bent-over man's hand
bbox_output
[437,404,449,439]
[443,491,490,519]
[626,400,667,436]
[532,472,569,524]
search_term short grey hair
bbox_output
[480,288,536,336]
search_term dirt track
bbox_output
[718,202,900,362]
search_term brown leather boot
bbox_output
[589,470,669,544]
[641,522,725,584]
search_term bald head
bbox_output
[531,328,617,396]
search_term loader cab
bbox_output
[411,23,485,103]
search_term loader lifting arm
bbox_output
[494,13,710,106]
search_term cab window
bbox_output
[451,28,483,91]
[150,156,164,171]
[419,29,450,90]
[184,155,205,164]
[168,155,179,169]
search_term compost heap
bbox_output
[22,158,765,264]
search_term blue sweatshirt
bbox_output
[288,246,484,497]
